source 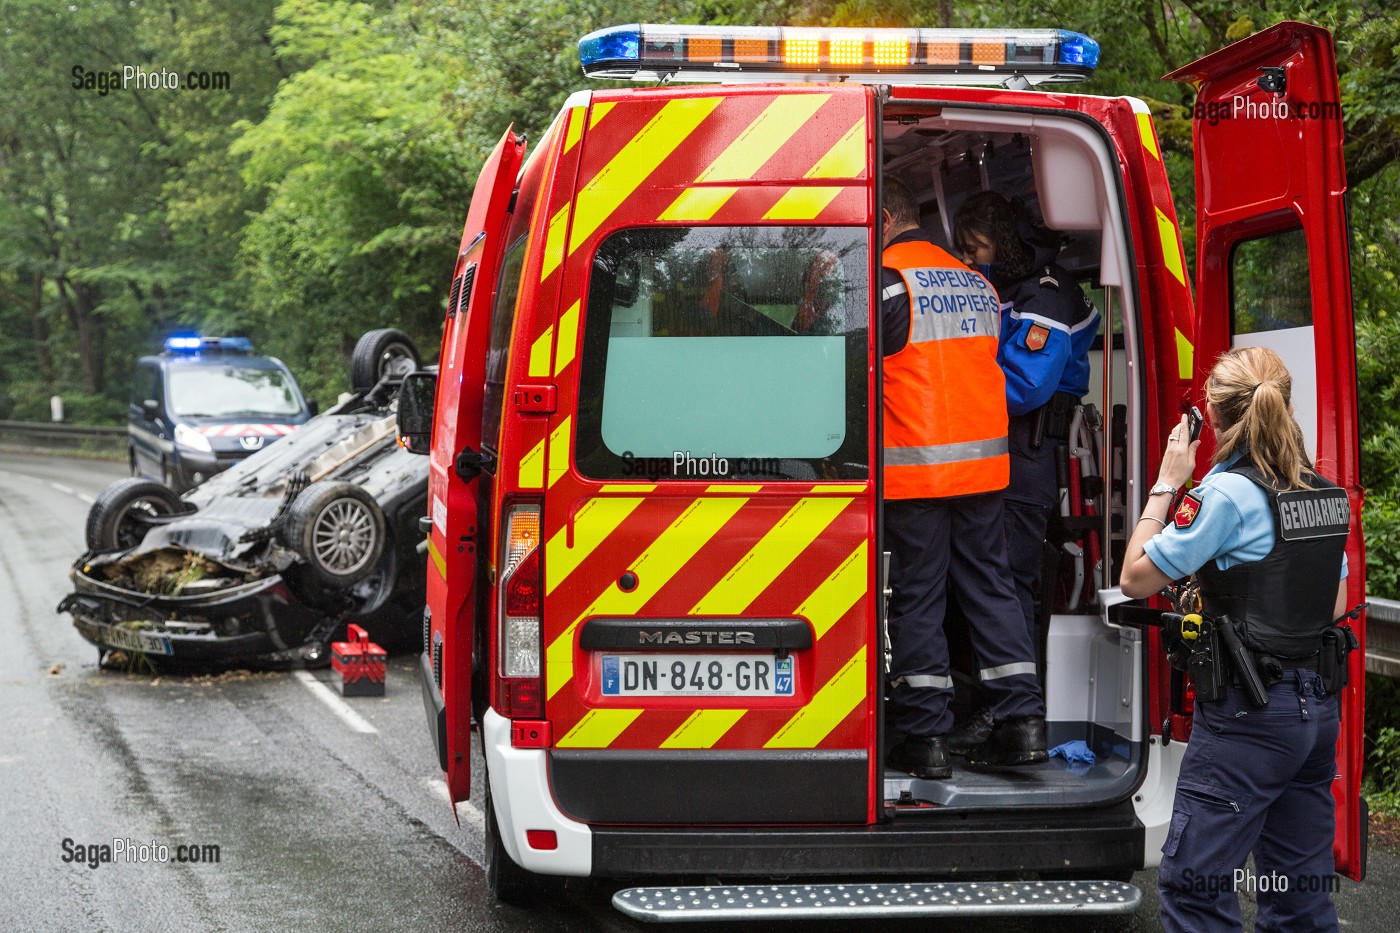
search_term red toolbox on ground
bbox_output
[331,624,386,697]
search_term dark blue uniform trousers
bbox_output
[1159,671,1340,932]
[885,491,1044,738]
[1004,413,1059,656]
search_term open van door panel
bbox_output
[1167,21,1365,879]
[428,127,526,803]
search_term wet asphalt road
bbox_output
[2,450,1397,932]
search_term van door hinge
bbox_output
[455,445,495,482]
[512,384,557,414]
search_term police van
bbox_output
[128,336,312,493]
[397,20,1366,920]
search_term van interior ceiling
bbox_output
[879,108,1145,810]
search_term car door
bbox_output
[1167,21,1365,879]
[426,127,525,803]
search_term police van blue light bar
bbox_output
[579,24,1100,86]
[164,336,255,354]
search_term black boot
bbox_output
[965,715,1048,767]
[947,706,995,756]
[887,734,952,779]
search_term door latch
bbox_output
[512,384,557,414]
[455,444,495,482]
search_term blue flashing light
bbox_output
[579,25,641,70]
[163,335,255,354]
[1056,30,1100,69]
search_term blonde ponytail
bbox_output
[1205,346,1311,489]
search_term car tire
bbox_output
[350,328,420,392]
[85,478,185,552]
[282,481,386,587]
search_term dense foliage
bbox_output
[3,1,1400,586]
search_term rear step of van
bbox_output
[612,879,1141,922]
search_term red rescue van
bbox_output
[397,21,1366,921]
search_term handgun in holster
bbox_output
[1217,614,1270,707]
[1318,624,1360,694]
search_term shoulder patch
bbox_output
[1174,489,1203,529]
[1025,323,1051,352]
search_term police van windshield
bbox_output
[167,366,302,418]
[576,226,868,481]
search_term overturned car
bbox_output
[60,329,429,666]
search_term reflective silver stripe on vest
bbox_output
[978,662,1038,682]
[882,282,908,301]
[885,436,1009,467]
[889,674,954,690]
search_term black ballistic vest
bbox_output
[1197,463,1350,658]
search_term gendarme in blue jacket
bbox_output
[989,244,1099,417]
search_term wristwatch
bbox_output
[1148,482,1178,498]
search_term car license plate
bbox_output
[600,654,793,697]
[101,625,174,656]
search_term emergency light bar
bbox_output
[579,24,1099,87]
[163,336,255,354]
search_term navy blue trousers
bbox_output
[885,492,1044,737]
[1159,671,1340,932]
[1004,414,1059,654]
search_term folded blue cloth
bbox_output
[1049,740,1096,765]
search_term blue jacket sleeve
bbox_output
[998,307,1072,416]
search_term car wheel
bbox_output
[350,328,420,392]
[282,481,386,587]
[484,779,546,904]
[85,478,185,552]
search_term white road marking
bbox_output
[49,482,75,495]
[293,669,379,734]
[424,777,486,832]
[78,494,95,504]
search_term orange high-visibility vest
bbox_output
[882,239,1010,499]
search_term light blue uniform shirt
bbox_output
[1144,454,1348,581]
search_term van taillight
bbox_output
[498,503,543,719]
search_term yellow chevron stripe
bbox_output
[1155,206,1186,287]
[563,106,584,154]
[689,498,852,615]
[518,438,545,490]
[804,117,867,179]
[589,101,616,129]
[765,647,867,748]
[1137,112,1160,161]
[796,540,868,639]
[1176,328,1194,381]
[811,484,864,493]
[708,484,761,493]
[528,325,553,378]
[763,186,844,221]
[660,186,738,221]
[540,202,571,283]
[547,496,749,698]
[601,484,656,492]
[547,416,572,487]
[570,98,723,254]
[554,300,580,374]
[696,94,830,182]
[660,709,748,749]
[427,537,446,579]
[556,708,643,748]
[544,495,645,594]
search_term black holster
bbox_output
[1030,392,1078,449]
[1318,625,1359,694]
[1187,623,1229,703]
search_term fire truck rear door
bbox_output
[1167,21,1365,879]
[428,127,525,803]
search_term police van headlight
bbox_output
[174,423,213,453]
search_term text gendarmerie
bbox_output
[1276,489,1350,541]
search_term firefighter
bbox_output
[947,191,1100,754]
[880,178,1046,779]
[1120,346,1351,932]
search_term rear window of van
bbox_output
[575,226,868,482]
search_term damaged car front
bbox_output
[60,330,429,667]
